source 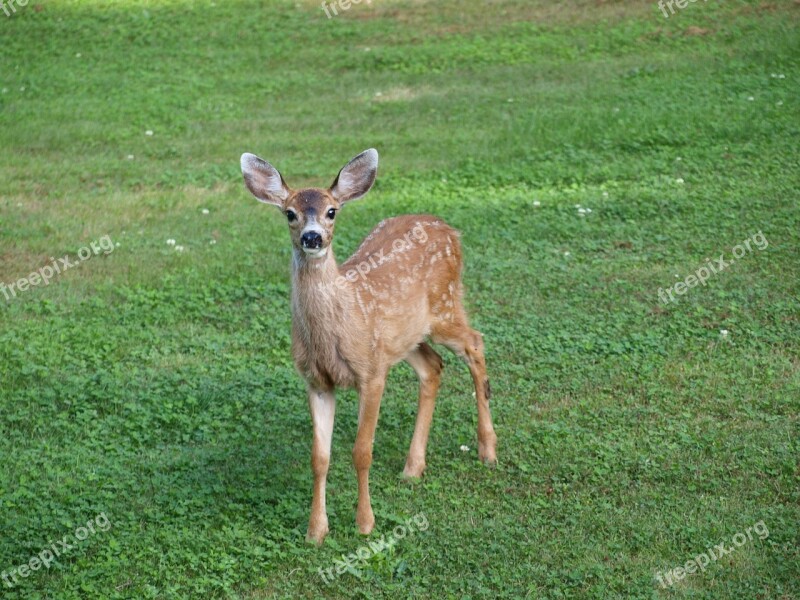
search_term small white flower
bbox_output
[533,201,541,207]
[675,274,680,278]
[676,178,684,184]
[586,208,592,213]
[209,239,217,245]
[460,445,470,452]
[747,96,755,101]
[676,157,682,161]
[126,154,134,160]
[201,208,210,215]
[145,130,154,136]
[578,207,587,214]
[166,239,176,246]
[364,47,371,52]
[115,242,120,247]
[564,251,571,257]
[602,191,609,197]
[374,92,382,97]
[20,86,25,91]
[175,245,185,252]
[507,98,514,103]
[720,329,729,337]
[75,53,82,58]
[779,74,785,79]
[777,101,783,106]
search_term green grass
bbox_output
[1,0,799,598]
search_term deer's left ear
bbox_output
[240,153,291,206]
[330,149,378,204]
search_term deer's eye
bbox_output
[326,208,336,220]
[286,210,297,222]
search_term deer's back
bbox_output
[341,215,466,358]
[345,213,460,263]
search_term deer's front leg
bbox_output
[306,387,336,545]
[353,376,386,535]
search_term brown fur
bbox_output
[291,215,466,388]
[240,150,497,545]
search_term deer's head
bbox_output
[240,149,378,260]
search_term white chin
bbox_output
[302,247,327,259]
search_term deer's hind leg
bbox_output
[432,321,497,465]
[403,342,444,478]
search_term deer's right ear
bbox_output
[240,153,291,206]
[330,149,378,204]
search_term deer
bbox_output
[239,148,497,545]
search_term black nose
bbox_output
[301,231,323,249]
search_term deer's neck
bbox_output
[290,249,364,388]
[290,249,354,333]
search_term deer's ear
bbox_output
[240,153,291,206]
[330,149,378,204]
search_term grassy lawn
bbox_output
[1,0,798,598]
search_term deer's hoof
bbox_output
[402,459,426,480]
[306,520,329,546]
[356,507,375,535]
[478,440,497,466]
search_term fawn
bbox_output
[240,148,497,544]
